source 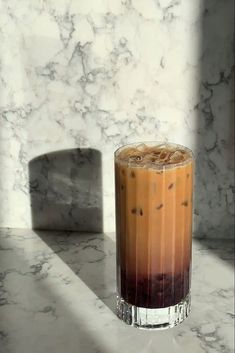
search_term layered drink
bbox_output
[115,142,193,329]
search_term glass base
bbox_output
[116,293,191,330]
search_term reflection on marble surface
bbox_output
[0,0,234,236]
[0,229,234,353]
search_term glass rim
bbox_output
[114,141,194,170]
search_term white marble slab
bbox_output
[0,228,234,353]
[0,0,234,236]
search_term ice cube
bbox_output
[169,151,184,163]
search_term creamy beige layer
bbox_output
[115,145,193,278]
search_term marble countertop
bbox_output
[0,229,234,353]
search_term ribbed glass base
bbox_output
[116,293,191,330]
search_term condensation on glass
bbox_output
[115,142,194,329]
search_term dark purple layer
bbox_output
[120,269,190,308]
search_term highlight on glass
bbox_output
[115,142,194,329]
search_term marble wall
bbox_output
[0,0,234,237]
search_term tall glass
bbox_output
[115,142,194,329]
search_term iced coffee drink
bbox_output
[115,142,193,329]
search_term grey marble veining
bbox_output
[0,228,234,353]
[0,0,234,236]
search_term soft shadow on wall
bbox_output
[29,148,103,232]
[194,0,234,239]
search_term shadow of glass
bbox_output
[28,148,116,312]
[194,0,234,244]
[29,148,103,232]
